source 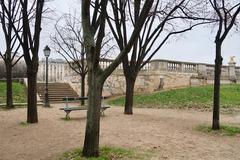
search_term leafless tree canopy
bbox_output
[0,0,23,67]
[51,13,87,75]
[105,0,216,114]
[1,0,46,123]
[208,0,240,41]
[81,0,154,157]
[207,0,240,130]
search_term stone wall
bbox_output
[103,70,199,96]
[37,58,240,96]
[104,58,239,96]
[3,57,239,96]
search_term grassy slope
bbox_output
[0,81,27,104]
[59,146,155,160]
[108,84,240,109]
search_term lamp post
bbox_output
[44,45,51,107]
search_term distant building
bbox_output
[37,58,71,82]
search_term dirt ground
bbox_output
[0,104,240,160]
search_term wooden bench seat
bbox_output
[60,97,110,119]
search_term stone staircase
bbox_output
[37,83,79,102]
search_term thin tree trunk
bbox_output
[80,45,86,106]
[81,74,85,105]
[82,71,103,157]
[212,43,222,130]
[124,75,136,114]
[27,71,38,123]
[6,61,13,109]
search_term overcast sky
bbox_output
[0,0,239,65]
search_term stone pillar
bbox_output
[197,63,207,78]
[159,61,168,71]
[150,61,159,70]
[228,57,236,82]
[180,63,184,72]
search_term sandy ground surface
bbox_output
[0,104,240,160]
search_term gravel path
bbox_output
[0,104,240,160]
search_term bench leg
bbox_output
[101,109,106,117]
[65,110,71,120]
[101,111,105,117]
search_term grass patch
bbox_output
[59,146,155,160]
[61,117,71,121]
[19,121,29,127]
[196,124,240,136]
[0,81,27,104]
[108,84,240,111]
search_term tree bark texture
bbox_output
[82,71,103,157]
[27,70,38,123]
[6,61,13,109]
[212,42,222,130]
[124,75,136,114]
[81,75,86,105]
[81,0,154,157]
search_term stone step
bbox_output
[38,90,76,93]
[37,82,78,102]
[39,95,78,98]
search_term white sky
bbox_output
[0,0,239,65]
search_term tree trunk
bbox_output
[124,75,136,114]
[81,74,85,105]
[212,43,222,130]
[6,61,14,109]
[27,71,38,123]
[82,71,103,157]
[83,74,103,157]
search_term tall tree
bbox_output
[1,0,45,123]
[51,13,88,105]
[0,0,23,109]
[209,0,240,130]
[81,0,154,157]
[51,13,114,105]
[107,0,212,114]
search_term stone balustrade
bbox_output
[1,57,239,97]
[100,58,238,82]
[35,58,239,83]
[150,59,198,73]
[236,67,240,77]
[146,59,238,81]
[0,56,239,97]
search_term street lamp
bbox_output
[43,45,51,107]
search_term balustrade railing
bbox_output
[36,58,240,82]
[142,62,151,70]
[221,66,229,77]
[167,61,181,71]
[182,63,197,73]
[206,65,215,77]
[236,67,240,77]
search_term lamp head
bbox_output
[43,45,51,57]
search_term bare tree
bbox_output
[209,0,240,130]
[81,0,154,157]
[51,13,115,106]
[1,0,46,123]
[107,0,213,114]
[51,13,88,105]
[0,0,23,109]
